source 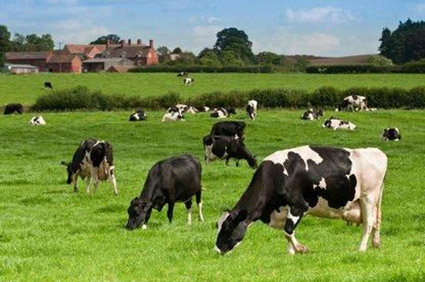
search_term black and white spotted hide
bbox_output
[382,128,401,141]
[129,109,147,121]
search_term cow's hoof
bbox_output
[73,187,79,193]
[295,245,309,254]
[141,224,147,230]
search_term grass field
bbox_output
[1,73,425,105]
[0,109,424,281]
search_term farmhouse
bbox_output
[99,39,159,66]
[83,57,134,72]
[46,53,82,73]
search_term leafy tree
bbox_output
[219,50,244,66]
[90,34,121,44]
[294,57,310,72]
[214,27,254,63]
[256,51,284,65]
[367,55,393,67]
[198,49,221,66]
[157,46,171,63]
[379,19,425,64]
[0,25,11,66]
[172,47,183,54]
[9,33,54,51]
[167,51,196,66]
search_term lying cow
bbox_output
[177,71,188,77]
[203,135,257,168]
[199,106,210,112]
[29,116,46,125]
[210,107,236,118]
[210,121,246,140]
[162,111,185,122]
[3,103,23,115]
[129,109,147,121]
[336,95,367,112]
[126,155,203,230]
[44,81,53,89]
[183,77,194,86]
[215,145,387,255]
[322,117,357,130]
[382,128,401,141]
[246,100,258,120]
[187,106,199,114]
[61,138,117,195]
[301,108,323,120]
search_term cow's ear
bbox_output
[235,209,248,222]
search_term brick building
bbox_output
[5,51,52,71]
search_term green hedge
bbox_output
[129,65,274,73]
[305,65,401,74]
[31,85,425,111]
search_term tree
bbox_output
[157,46,171,63]
[198,49,221,66]
[256,51,284,65]
[214,27,254,64]
[9,33,54,52]
[367,55,393,67]
[379,19,425,64]
[90,34,121,45]
[172,47,183,54]
[0,25,11,66]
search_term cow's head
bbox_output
[227,108,236,115]
[60,161,73,184]
[316,109,324,117]
[126,197,152,230]
[247,156,258,169]
[215,209,248,255]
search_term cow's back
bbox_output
[168,155,201,200]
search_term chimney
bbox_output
[128,39,131,45]
[106,39,110,48]
[137,39,142,45]
[120,40,125,48]
[149,39,154,48]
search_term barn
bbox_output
[83,57,135,72]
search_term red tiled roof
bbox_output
[64,44,107,54]
[104,45,152,58]
[6,51,52,60]
[47,54,81,64]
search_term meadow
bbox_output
[1,72,425,105]
[0,109,424,281]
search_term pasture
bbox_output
[0,109,424,281]
[1,73,425,105]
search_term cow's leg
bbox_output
[167,202,175,223]
[109,169,118,196]
[283,205,309,254]
[196,190,204,222]
[358,196,377,252]
[372,185,384,248]
[142,207,153,230]
[73,174,79,192]
[185,200,193,225]
[225,156,230,166]
[236,159,240,167]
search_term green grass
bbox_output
[0,109,424,281]
[1,73,425,105]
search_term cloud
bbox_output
[192,25,222,50]
[285,6,355,24]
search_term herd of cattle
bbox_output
[4,86,401,255]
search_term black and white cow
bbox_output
[322,117,357,130]
[199,106,210,112]
[177,71,188,77]
[126,155,203,230]
[210,107,236,119]
[301,108,323,120]
[29,116,46,125]
[215,146,387,255]
[183,77,194,86]
[61,139,117,195]
[3,103,23,115]
[44,81,53,89]
[382,128,401,141]
[336,95,367,112]
[203,135,257,168]
[129,109,147,121]
[162,111,185,122]
[210,121,246,140]
[246,100,258,120]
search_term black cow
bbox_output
[129,109,147,121]
[301,108,323,120]
[44,81,53,89]
[3,103,23,115]
[382,128,401,141]
[203,135,257,168]
[215,146,387,255]
[61,138,117,195]
[126,155,203,230]
[210,121,246,140]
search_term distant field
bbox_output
[1,73,425,105]
[0,109,424,281]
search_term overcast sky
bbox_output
[1,0,424,56]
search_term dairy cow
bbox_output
[322,117,357,130]
[126,155,204,230]
[301,108,323,120]
[29,116,46,125]
[210,107,236,119]
[183,78,194,86]
[215,146,387,255]
[129,109,147,121]
[3,103,23,115]
[210,121,246,140]
[61,139,117,195]
[337,95,367,112]
[382,128,401,141]
[246,100,258,120]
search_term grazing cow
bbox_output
[336,95,367,112]
[246,100,258,120]
[61,139,117,195]
[382,128,401,141]
[215,145,387,255]
[210,107,236,119]
[126,155,203,230]
[3,103,23,115]
[177,71,188,77]
[162,111,185,122]
[210,121,246,140]
[301,108,323,120]
[44,81,53,89]
[183,77,194,86]
[322,117,357,130]
[129,109,147,121]
[203,135,257,168]
[29,116,46,126]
